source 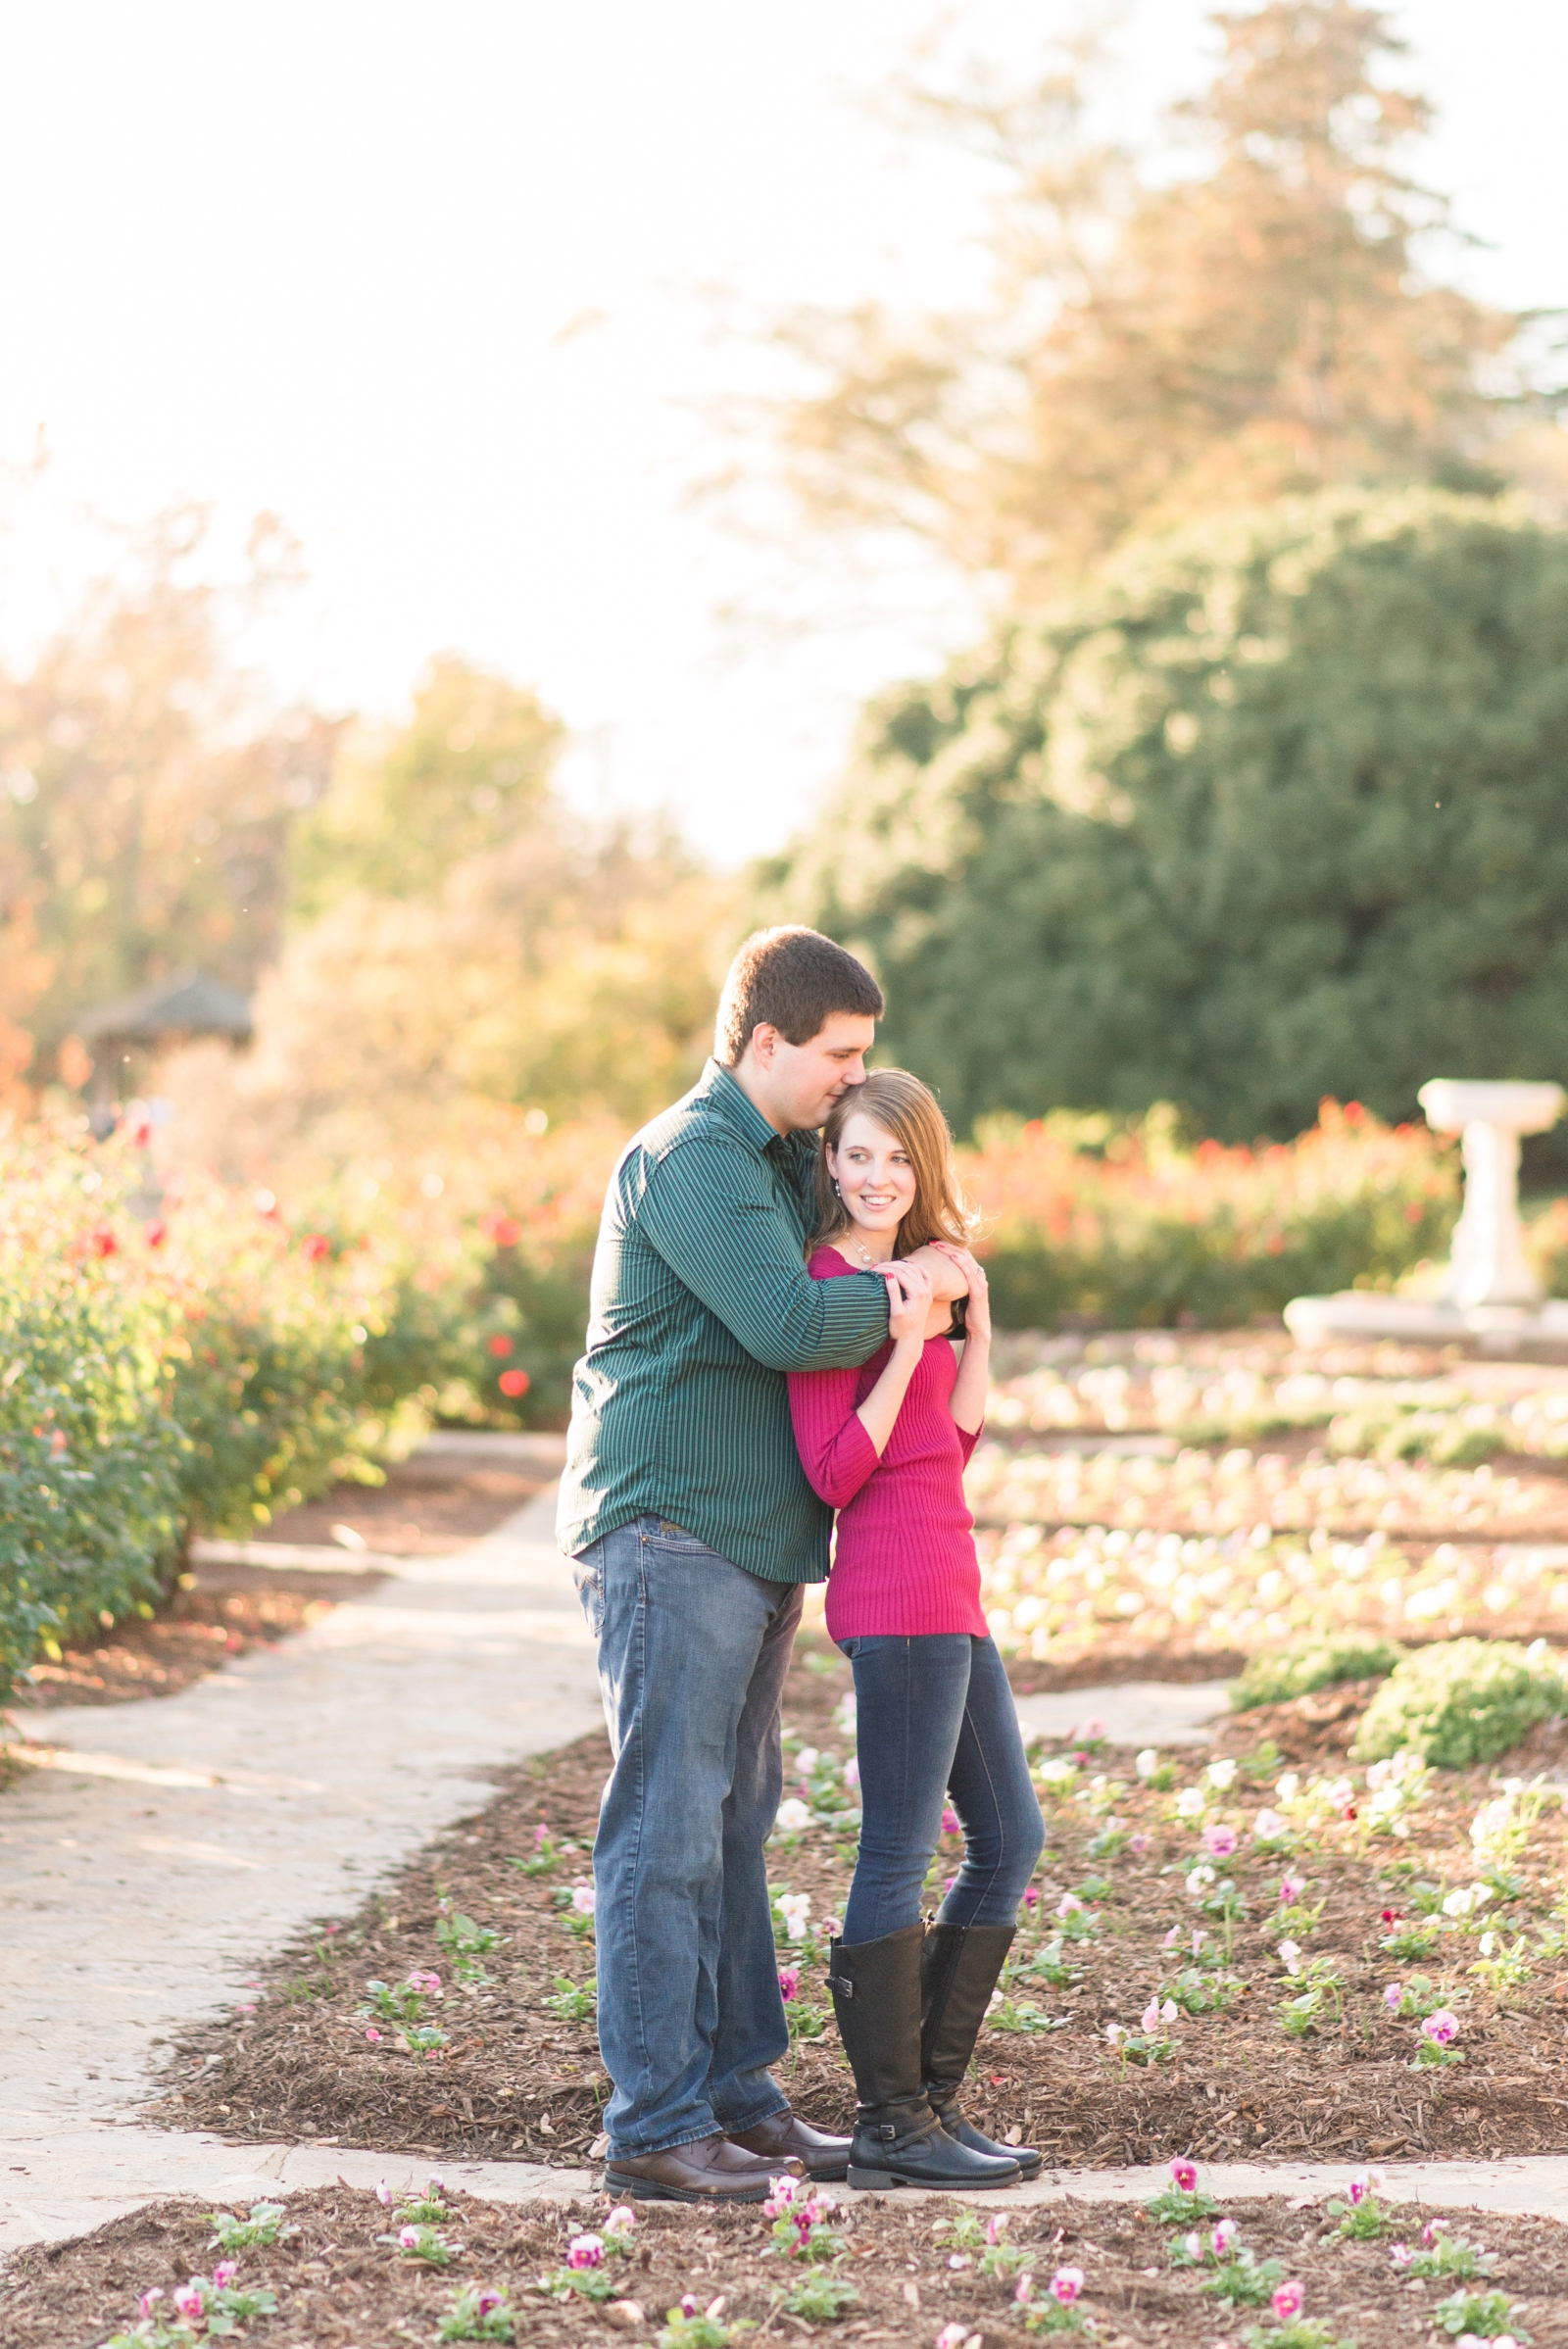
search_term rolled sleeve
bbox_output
[639,1143,889,1372]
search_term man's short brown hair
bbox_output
[714,926,884,1066]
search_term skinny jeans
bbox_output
[836,1631,1044,1944]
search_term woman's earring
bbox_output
[832,1178,843,1199]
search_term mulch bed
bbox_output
[6,1463,544,1714]
[153,1636,1568,2176]
[5,2181,1567,2349]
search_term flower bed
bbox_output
[5,2177,1563,2349]
[158,1635,1568,2172]
[963,1101,1457,1332]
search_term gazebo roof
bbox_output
[77,969,254,1045]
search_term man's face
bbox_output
[749,1012,875,1133]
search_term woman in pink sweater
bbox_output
[788,1069,1043,2193]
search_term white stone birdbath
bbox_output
[1286,1077,1568,1349]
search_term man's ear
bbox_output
[748,1021,780,1069]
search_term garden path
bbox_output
[0,1483,602,2168]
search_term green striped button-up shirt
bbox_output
[556,1059,892,1583]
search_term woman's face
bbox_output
[826,1111,917,1240]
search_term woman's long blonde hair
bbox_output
[810,1068,977,1258]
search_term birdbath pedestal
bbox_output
[1285,1076,1568,1350]
[1417,1079,1566,1317]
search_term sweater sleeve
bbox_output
[788,1362,883,1506]
[786,1250,884,1504]
[956,1420,983,1466]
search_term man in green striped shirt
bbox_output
[559,926,964,2202]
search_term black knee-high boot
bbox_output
[825,1926,1020,2191]
[920,1922,1044,2179]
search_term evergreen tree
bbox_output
[765,489,1568,1140]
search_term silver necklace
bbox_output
[843,1230,879,1269]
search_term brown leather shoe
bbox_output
[727,2109,852,2181]
[604,2131,804,2204]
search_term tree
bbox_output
[0,507,331,1085]
[158,660,733,1171]
[763,488,1568,1140]
[760,4,1538,597]
[287,655,563,917]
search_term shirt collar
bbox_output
[697,1058,800,1155]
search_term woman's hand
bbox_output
[931,1244,990,1342]
[884,1258,932,1346]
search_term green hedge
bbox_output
[1350,1638,1568,1769]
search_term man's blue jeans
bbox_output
[572,1516,802,2158]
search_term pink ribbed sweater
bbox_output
[787,1247,987,1640]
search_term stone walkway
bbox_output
[3,1477,1563,2250]
[0,1484,601,2177]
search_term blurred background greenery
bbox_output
[3,5,1568,1692]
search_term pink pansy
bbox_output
[1422,2009,1460,2046]
[605,2205,638,2232]
[1170,2159,1198,2192]
[365,2027,383,2043]
[778,1966,800,2003]
[985,2213,1009,2244]
[1422,2219,1447,2248]
[1384,1982,1402,2012]
[566,2233,605,2270]
[1023,1886,1041,1908]
[941,1806,962,1835]
[1013,2275,1035,2304]
[949,2252,973,2270]
[375,2181,393,2206]
[173,2282,206,2322]
[428,2175,445,2194]
[1390,2243,1413,2269]
[213,2260,238,2288]
[1056,1893,1085,1920]
[476,2291,503,2316]
[1202,1823,1238,1859]
[822,1916,843,1938]
[1279,1870,1306,1903]
[1051,2266,1085,2305]
[1212,2220,1238,2255]
[399,2227,419,2249]
[137,2290,165,2318]
[570,1884,597,1917]
[1272,2279,1304,2321]
[936,2329,969,2349]
[1161,1926,1181,1949]
[1182,2231,1202,2262]
[1129,1833,1152,1855]
[1075,1718,1106,1741]
[681,2296,700,2318]
[843,1757,859,1789]
[1348,2171,1375,2207]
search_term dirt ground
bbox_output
[154,1634,1568,2176]
[7,1461,544,1713]
[5,2181,1566,2349]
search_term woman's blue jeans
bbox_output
[837,1633,1044,1944]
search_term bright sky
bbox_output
[0,1,1563,865]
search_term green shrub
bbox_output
[1230,1635,1406,1713]
[1351,1638,1568,1769]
